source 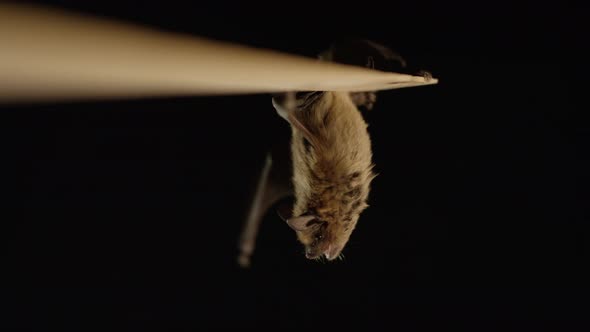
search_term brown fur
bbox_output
[288,91,376,260]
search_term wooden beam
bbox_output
[0,4,437,102]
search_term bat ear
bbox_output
[285,215,317,232]
[276,200,293,222]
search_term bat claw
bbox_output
[366,56,375,69]
[418,70,433,82]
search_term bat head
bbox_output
[283,215,348,260]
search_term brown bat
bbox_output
[237,89,376,267]
[276,90,376,260]
[237,40,427,266]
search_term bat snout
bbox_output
[305,248,321,260]
[304,244,342,261]
[324,244,343,261]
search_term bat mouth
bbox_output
[324,244,343,261]
[305,245,341,261]
[304,248,323,260]
[304,253,340,261]
[305,252,321,260]
[324,246,333,260]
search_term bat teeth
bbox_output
[324,245,332,260]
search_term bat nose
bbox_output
[305,249,319,259]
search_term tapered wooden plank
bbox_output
[0,4,437,102]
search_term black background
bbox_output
[1,1,586,331]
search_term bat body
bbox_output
[274,91,376,260]
[237,90,375,266]
[238,40,429,265]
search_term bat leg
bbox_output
[271,92,299,123]
[321,38,417,112]
[350,91,377,111]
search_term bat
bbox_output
[237,40,433,266]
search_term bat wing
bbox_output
[237,142,293,268]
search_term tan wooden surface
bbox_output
[0,4,437,102]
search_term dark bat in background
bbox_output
[237,40,431,267]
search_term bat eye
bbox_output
[315,234,324,241]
